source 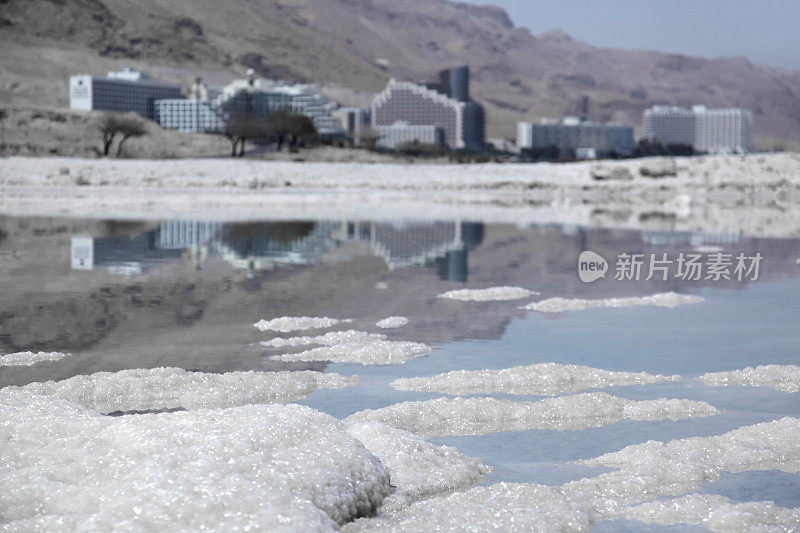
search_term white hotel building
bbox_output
[69,68,182,121]
[516,118,635,157]
[212,74,343,135]
[154,100,225,133]
[643,105,753,154]
[375,122,444,149]
[371,78,485,151]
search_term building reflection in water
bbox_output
[70,220,485,281]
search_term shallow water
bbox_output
[1,215,799,526]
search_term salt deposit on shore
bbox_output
[391,363,680,396]
[524,292,704,313]
[274,339,431,365]
[253,316,352,332]
[584,417,800,474]
[3,154,798,193]
[0,389,389,530]
[345,393,718,438]
[261,330,385,348]
[0,351,72,367]
[3,155,800,237]
[345,421,491,503]
[620,494,800,532]
[345,418,800,532]
[437,286,535,302]
[375,316,409,329]
[344,481,592,532]
[14,368,355,413]
[698,364,800,393]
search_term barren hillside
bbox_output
[2,0,799,144]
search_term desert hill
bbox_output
[2,0,799,145]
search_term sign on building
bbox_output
[71,235,94,270]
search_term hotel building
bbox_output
[69,68,182,121]
[643,105,753,153]
[371,66,485,151]
[516,118,635,158]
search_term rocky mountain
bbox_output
[2,0,799,145]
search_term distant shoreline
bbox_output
[2,153,799,238]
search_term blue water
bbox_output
[297,278,800,502]
[2,216,798,518]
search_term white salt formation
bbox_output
[620,494,800,532]
[584,416,800,474]
[345,421,491,503]
[0,389,389,530]
[391,363,680,396]
[698,364,800,393]
[343,482,592,532]
[375,316,409,329]
[524,292,704,313]
[345,392,718,438]
[438,286,535,302]
[274,340,431,365]
[344,418,800,532]
[253,316,352,332]
[14,367,356,413]
[0,351,72,367]
[261,330,385,348]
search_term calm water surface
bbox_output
[1,215,799,512]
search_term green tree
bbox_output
[115,116,148,156]
[267,110,316,151]
[224,113,271,157]
[95,112,148,157]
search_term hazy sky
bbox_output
[461,0,800,71]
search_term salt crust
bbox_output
[261,330,385,348]
[391,363,680,396]
[698,364,800,393]
[344,418,800,532]
[274,340,431,365]
[0,389,389,531]
[344,392,719,438]
[438,286,535,302]
[253,316,352,332]
[345,421,491,503]
[375,316,409,329]
[13,367,356,413]
[0,351,72,367]
[524,292,704,313]
[620,494,800,532]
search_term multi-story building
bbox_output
[213,71,343,135]
[643,105,752,153]
[331,107,371,141]
[641,106,695,147]
[154,100,226,133]
[375,122,444,149]
[691,106,752,154]
[69,68,182,121]
[372,66,485,151]
[516,118,635,157]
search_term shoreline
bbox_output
[2,153,800,237]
